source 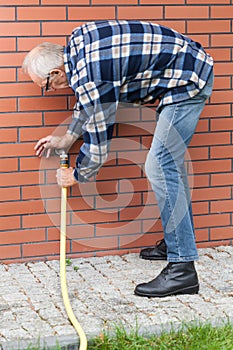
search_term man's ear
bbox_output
[50,68,66,77]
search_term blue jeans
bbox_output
[145,71,214,262]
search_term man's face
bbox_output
[29,70,69,92]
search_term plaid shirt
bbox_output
[64,20,213,182]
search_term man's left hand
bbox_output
[56,167,77,187]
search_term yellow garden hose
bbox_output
[59,153,88,350]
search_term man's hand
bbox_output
[56,167,77,187]
[34,134,76,158]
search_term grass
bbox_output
[6,322,233,350]
[89,322,233,350]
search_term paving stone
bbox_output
[0,246,232,349]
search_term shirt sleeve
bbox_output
[68,80,120,183]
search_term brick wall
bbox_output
[0,0,232,263]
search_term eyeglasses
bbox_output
[45,74,50,91]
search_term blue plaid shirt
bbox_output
[64,20,213,183]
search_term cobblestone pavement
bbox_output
[0,246,232,349]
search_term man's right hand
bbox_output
[34,133,75,158]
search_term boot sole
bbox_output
[134,284,199,298]
[140,255,167,261]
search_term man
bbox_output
[22,20,214,298]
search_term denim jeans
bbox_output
[145,70,214,262]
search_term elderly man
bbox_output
[23,20,214,298]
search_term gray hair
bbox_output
[22,42,64,79]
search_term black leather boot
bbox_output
[134,261,199,297]
[140,239,167,260]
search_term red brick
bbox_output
[97,165,141,181]
[93,0,137,3]
[22,241,64,257]
[192,187,231,202]
[72,237,118,252]
[72,209,118,225]
[202,104,231,118]
[210,227,233,240]
[0,158,18,172]
[120,205,158,221]
[17,6,66,20]
[20,126,57,142]
[213,76,231,90]
[0,187,20,202]
[0,98,17,112]
[187,20,230,33]
[118,150,147,165]
[0,38,16,51]
[192,159,231,174]
[193,201,209,215]
[118,6,163,20]
[155,20,186,34]
[141,0,184,3]
[119,178,150,193]
[207,48,231,62]
[48,225,94,241]
[0,171,43,187]
[210,145,233,159]
[0,68,16,82]
[42,22,83,36]
[211,118,233,132]
[194,213,230,228]
[142,218,163,233]
[0,52,30,67]
[23,213,60,229]
[0,228,45,244]
[211,173,233,187]
[0,216,20,231]
[43,111,71,126]
[68,6,115,20]
[42,0,88,3]
[215,62,233,75]
[193,174,210,188]
[166,6,208,19]
[187,0,229,4]
[188,34,209,47]
[0,7,15,20]
[0,83,40,97]
[0,0,38,3]
[190,132,230,147]
[0,143,36,158]
[0,22,40,36]
[196,228,209,242]
[95,192,141,209]
[195,119,209,132]
[18,37,66,52]
[211,5,233,18]
[96,220,141,236]
[188,147,209,161]
[0,199,45,216]
[19,97,68,111]
[0,113,42,127]
[211,199,233,214]
[212,34,233,47]
[211,90,233,104]
[22,184,60,200]
[0,245,21,261]
[0,128,17,142]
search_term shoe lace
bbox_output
[161,263,172,280]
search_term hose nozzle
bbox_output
[60,152,69,169]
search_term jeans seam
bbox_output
[157,104,181,259]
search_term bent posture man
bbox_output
[23,20,214,298]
